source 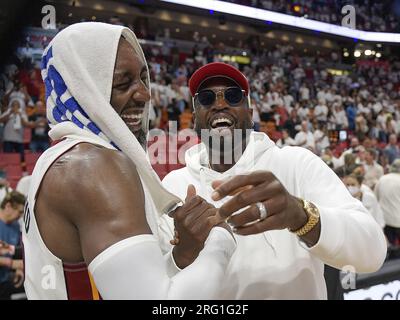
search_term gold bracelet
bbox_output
[289,199,320,237]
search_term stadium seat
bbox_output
[25,152,42,165]
[23,128,32,145]
[4,165,23,181]
[0,153,21,167]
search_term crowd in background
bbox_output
[224,0,400,33]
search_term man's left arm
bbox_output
[296,153,387,273]
[213,150,387,273]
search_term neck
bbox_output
[207,135,249,173]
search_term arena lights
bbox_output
[376,52,382,58]
[161,0,400,43]
[343,51,349,57]
[293,5,301,13]
[354,50,361,57]
[365,49,372,56]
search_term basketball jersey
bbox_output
[22,136,161,299]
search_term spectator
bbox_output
[295,120,315,151]
[363,148,384,189]
[0,99,34,160]
[343,172,385,229]
[375,159,400,246]
[28,101,49,152]
[384,133,400,164]
[0,191,25,300]
[276,129,295,147]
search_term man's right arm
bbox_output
[54,146,235,299]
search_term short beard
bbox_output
[195,120,253,166]
[135,129,148,151]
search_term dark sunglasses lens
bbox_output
[197,90,216,106]
[225,88,244,105]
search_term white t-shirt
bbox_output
[375,173,400,228]
[314,130,330,153]
[361,184,385,228]
[314,104,328,121]
[299,87,310,101]
[295,131,315,150]
[2,110,28,143]
[364,162,384,189]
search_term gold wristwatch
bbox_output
[289,199,320,237]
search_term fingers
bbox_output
[212,180,254,197]
[186,184,197,201]
[181,201,214,230]
[170,230,180,245]
[212,171,275,201]
[227,197,284,228]
[218,179,282,219]
[171,195,204,219]
[227,203,263,227]
[233,214,284,236]
[190,215,218,240]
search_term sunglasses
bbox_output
[194,87,246,108]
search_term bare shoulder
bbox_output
[37,143,150,263]
[41,142,145,219]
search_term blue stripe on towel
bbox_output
[41,46,115,147]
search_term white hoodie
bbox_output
[160,131,387,299]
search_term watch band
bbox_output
[289,199,320,237]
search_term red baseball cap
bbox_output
[189,62,249,97]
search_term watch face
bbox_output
[306,201,319,217]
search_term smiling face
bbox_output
[110,37,150,148]
[193,77,252,140]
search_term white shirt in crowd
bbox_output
[159,132,386,299]
[299,86,310,101]
[376,113,387,131]
[360,184,385,228]
[314,129,330,154]
[297,107,309,121]
[363,162,384,189]
[276,136,296,148]
[295,130,315,150]
[316,90,326,103]
[314,104,328,122]
[375,173,400,228]
[333,108,348,128]
[1,108,28,143]
[283,94,294,111]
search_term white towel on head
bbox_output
[41,22,181,216]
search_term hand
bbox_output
[11,259,23,270]
[13,268,24,288]
[211,171,308,236]
[0,241,14,255]
[169,185,227,268]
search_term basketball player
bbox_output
[22,23,235,300]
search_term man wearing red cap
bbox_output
[161,62,387,299]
